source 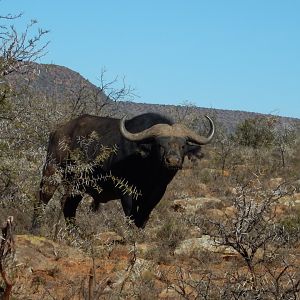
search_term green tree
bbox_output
[233,116,276,149]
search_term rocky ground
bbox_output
[1,188,299,299]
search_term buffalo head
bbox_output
[120,115,214,170]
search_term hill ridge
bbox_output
[7,62,300,131]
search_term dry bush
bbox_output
[190,176,300,298]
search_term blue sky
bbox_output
[2,1,300,118]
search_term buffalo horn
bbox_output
[184,115,215,145]
[120,115,214,145]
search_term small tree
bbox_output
[273,119,297,168]
[172,100,198,125]
[65,67,136,118]
[0,9,50,232]
[0,12,49,77]
[232,116,280,176]
[212,120,236,174]
[233,116,276,149]
[0,9,48,119]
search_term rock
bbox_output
[268,178,284,189]
[201,167,230,177]
[205,208,225,219]
[159,285,182,299]
[204,205,237,222]
[293,193,300,204]
[172,197,222,213]
[174,235,236,257]
[159,284,196,299]
[189,226,202,237]
[15,235,85,272]
[228,187,238,195]
[279,193,300,207]
[294,179,300,191]
[136,242,158,257]
[95,231,124,245]
[112,258,157,289]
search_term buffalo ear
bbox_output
[186,144,204,162]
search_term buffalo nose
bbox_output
[165,156,181,166]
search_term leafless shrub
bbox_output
[0,216,15,300]
[0,12,49,77]
[93,67,136,115]
[191,177,299,298]
[157,266,221,300]
[63,67,136,119]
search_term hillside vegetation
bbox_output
[7,62,300,131]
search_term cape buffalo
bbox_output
[38,113,214,228]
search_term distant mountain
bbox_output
[7,63,300,132]
[7,63,107,101]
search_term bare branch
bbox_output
[0,13,49,77]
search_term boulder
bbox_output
[174,235,236,257]
[159,285,189,299]
[279,193,300,207]
[268,177,284,189]
[136,242,159,257]
[172,197,222,213]
[95,231,124,245]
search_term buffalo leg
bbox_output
[134,186,167,228]
[90,199,101,212]
[32,163,59,232]
[39,163,60,204]
[134,201,155,228]
[121,195,138,222]
[62,194,83,224]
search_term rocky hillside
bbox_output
[3,183,300,299]
[7,63,300,131]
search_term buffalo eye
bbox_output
[137,144,151,157]
[159,145,165,154]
